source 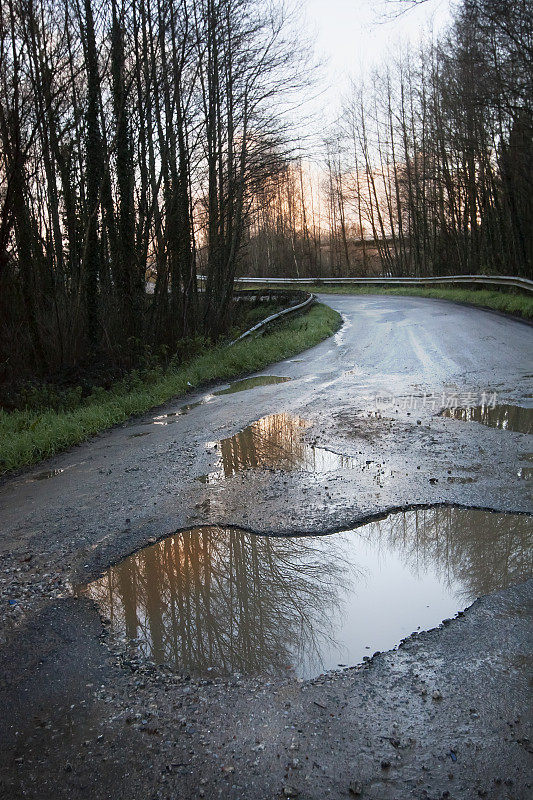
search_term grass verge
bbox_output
[0,302,341,476]
[241,284,533,320]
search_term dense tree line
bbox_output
[247,0,533,279]
[336,0,533,278]
[1,0,531,387]
[244,161,327,278]
[0,0,304,384]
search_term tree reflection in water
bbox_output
[80,509,532,677]
[441,403,533,434]
[81,527,351,677]
[203,413,358,483]
[361,507,532,600]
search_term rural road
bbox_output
[0,294,532,572]
[0,294,532,800]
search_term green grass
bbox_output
[0,302,341,476]
[242,284,533,320]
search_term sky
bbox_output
[299,0,453,125]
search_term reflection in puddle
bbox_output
[214,376,290,395]
[200,413,387,483]
[79,508,532,679]
[518,467,533,480]
[441,403,533,434]
[153,401,203,424]
[129,431,151,438]
[32,469,64,480]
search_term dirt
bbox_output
[0,581,531,800]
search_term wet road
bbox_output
[0,293,532,581]
[1,294,532,800]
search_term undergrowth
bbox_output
[0,303,340,475]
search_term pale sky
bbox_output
[299,0,453,126]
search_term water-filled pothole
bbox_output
[79,507,532,679]
[199,413,389,484]
[441,403,533,434]
[31,469,64,480]
[152,401,204,424]
[214,376,290,395]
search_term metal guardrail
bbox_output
[232,274,533,293]
[228,291,315,346]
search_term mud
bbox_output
[0,580,531,799]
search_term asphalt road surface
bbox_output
[0,294,532,800]
[0,294,531,573]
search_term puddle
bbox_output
[79,508,532,679]
[129,432,151,438]
[153,401,203,424]
[441,403,533,434]
[32,469,64,480]
[153,412,179,425]
[214,376,290,395]
[518,467,533,480]
[180,401,204,413]
[199,413,385,483]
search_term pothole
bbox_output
[214,376,290,395]
[31,469,65,480]
[198,413,389,484]
[441,403,533,434]
[152,401,205,424]
[78,507,532,679]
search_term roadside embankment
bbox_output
[240,284,533,320]
[0,302,340,476]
